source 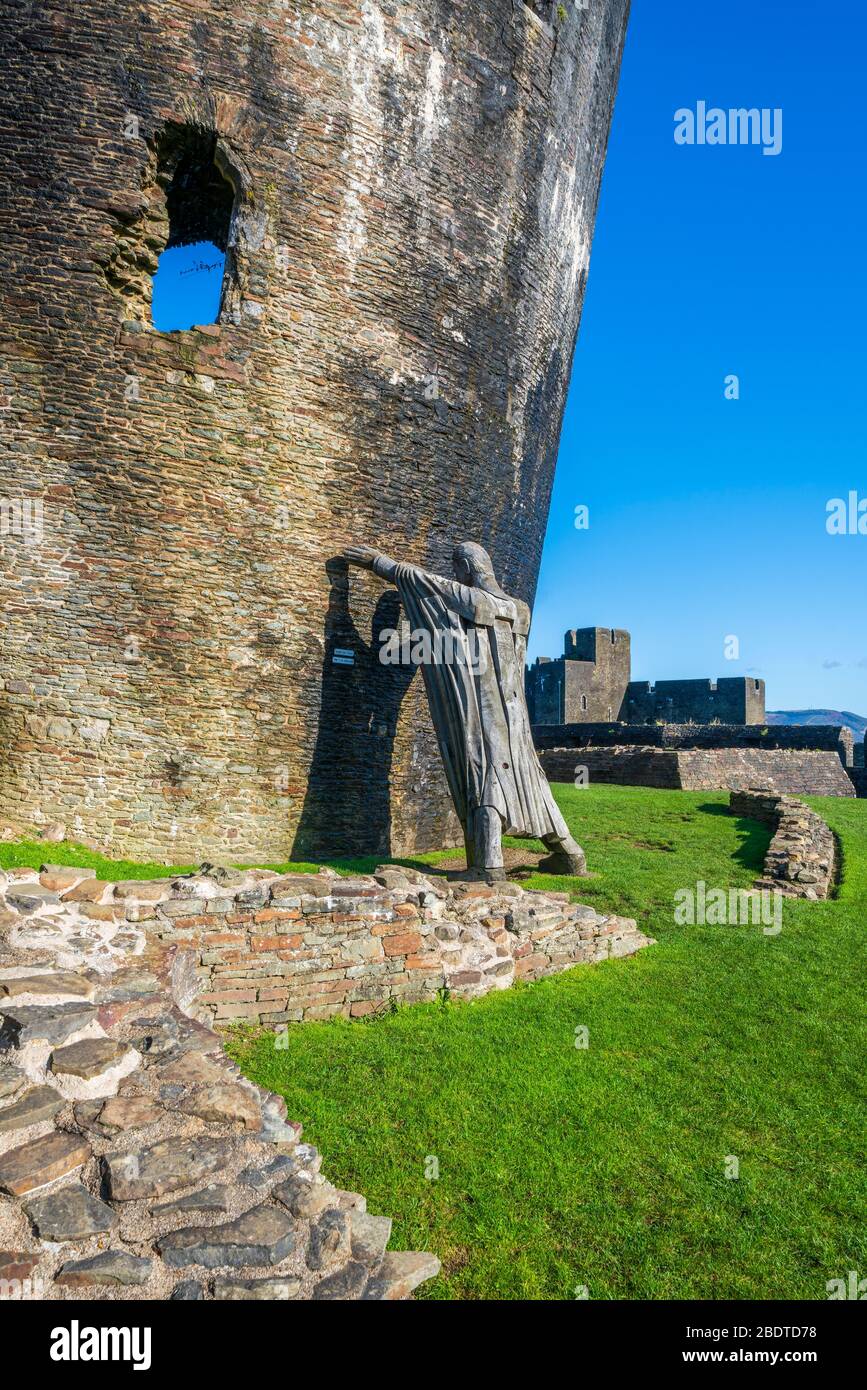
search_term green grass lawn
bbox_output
[0,836,461,883]
[225,786,867,1300]
[6,786,864,1299]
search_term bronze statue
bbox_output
[344,541,587,881]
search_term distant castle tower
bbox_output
[0,1,630,860]
[527,628,767,726]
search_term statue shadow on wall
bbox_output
[291,558,416,862]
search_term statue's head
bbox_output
[453,541,503,594]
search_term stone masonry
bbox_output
[0,0,631,863]
[538,745,857,798]
[0,863,653,1031]
[163,866,652,1025]
[526,628,766,725]
[533,721,855,763]
[0,855,651,1299]
[729,790,838,900]
[0,863,442,1301]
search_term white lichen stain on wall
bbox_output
[547,164,590,297]
[334,1,406,278]
[421,49,446,145]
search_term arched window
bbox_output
[151,126,236,331]
[581,694,588,712]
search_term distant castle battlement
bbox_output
[526,627,766,726]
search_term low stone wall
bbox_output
[533,721,854,764]
[540,746,857,798]
[0,859,652,1300]
[729,790,838,899]
[11,864,649,1028]
[0,865,441,1302]
[676,749,855,797]
[541,746,681,789]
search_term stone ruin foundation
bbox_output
[729,790,838,901]
[0,860,652,1300]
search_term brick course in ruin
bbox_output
[0,0,630,863]
[0,863,653,1032]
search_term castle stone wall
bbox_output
[533,721,854,763]
[561,628,631,721]
[526,628,766,726]
[625,677,766,725]
[0,0,630,862]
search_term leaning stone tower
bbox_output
[0,0,630,861]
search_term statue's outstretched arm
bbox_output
[344,546,399,582]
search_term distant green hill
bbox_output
[767,709,867,740]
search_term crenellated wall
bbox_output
[526,629,766,727]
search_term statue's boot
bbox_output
[537,833,587,877]
[447,865,506,884]
[475,806,507,883]
[447,813,506,884]
[480,865,507,883]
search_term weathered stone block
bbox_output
[158,1204,296,1268]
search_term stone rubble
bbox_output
[0,862,442,1301]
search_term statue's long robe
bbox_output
[378,558,572,841]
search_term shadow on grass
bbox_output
[696,804,771,874]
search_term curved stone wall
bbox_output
[0,0,630,862]
[729,790,838,900]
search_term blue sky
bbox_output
[151,243,225,332]
[531,0,866,714]
[152,2,864,713]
